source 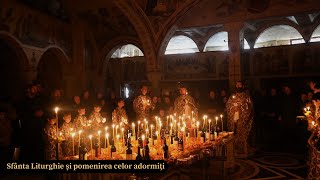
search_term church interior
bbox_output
[1,0,320,179]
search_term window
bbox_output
[254,25,305,48]
[204,31,229,52]
[165,35,199,55]
[124,87,130,98]
[244,39,250,49]
[310,24,320,42]
[111,44,144,58]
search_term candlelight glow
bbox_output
[132,122,135,127]
[89,134,92,139]
[98,130,101,135]
[54,107,59,113]
[71,132,75,138]
[105,126,108,131]
[196,121,200,127]
[106,133,109,138]
[142,134,145,140]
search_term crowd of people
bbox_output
[0,80,319,161]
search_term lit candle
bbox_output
[170,123,173,135]
[196,121,200,138]
[116,134,120,150]
[220,114,223,132]
[138,121,140,137]
[209,119,211,133]
[146,128,149,138]
[116,125,119,137]
[89,135,93,159]
[151,124,154,137]
[307,107,310,111]
[215,116,218,134]
[112,124,115,138]
[78,130,82,147]
[106,133,109,148]
[71,132,75,156]
[132,123,135,136]
[312,121,315,126]
[191,111,194,120]
[54,107,59,140]
[98,130,101,149]
[121,128,124,142]
[142,134,145,147]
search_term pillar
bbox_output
[147,72,162,96]
[225,22,243,91]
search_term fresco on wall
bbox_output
[292,46,320,73]
[163,52,228,80]
[0,6,72,58]
[78,8,137,50]
[250,48,289,75]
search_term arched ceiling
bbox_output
[12,0,320,56]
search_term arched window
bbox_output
[165,35,199,55]
[254,25,305,48]
[244,39,250,50]
[111,44,144,58]
[204,31,229,52]
[310,24,320,42]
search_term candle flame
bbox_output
[170,123,173,127]
[141,134,145,140]
[106,133,109,138]
[78,130,82,134]
[112,124,115,128]
[121,128,124,132]
[116,134,120,139]
[105,126,108,131]
[89,135,92,139]
[220,114,223,118]
[138,121,140,124]
[98,130,101,135]
[312,121,315,125]
[215,116,218,120]
[196,121,200,127]
[132,122,135,126]
[71,133,75,138]
[70,128,73,132]
[54,107,59,113]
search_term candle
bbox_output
[142,134,145,147]
[146,128,149,138]
[307,107,310,111]
[54,107,59,140]
[170,123,173,135]
[116,125,119,137]
[191,111,194,120]
[121,128,124,142]
[98,130,101,148]
[106,133,109,148]
[112,124,115,138]
[215,116,218,134]
[151,124,154,137]
[132,123,135,136]
[78,130,82,147]
[196,121,199,138]
[209,119,211,133]
[220,114,223,132]
[312,121,315,126]
[116,134,120,151]
[166,116,169,127]
[71,132,75,156]
[138,121,140,137]
[89,135,93,159]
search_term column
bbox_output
[147,72,162,96]
[225,21,243,91]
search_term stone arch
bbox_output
[37,47,69,94]
[156,0,202,57]
[114,1,157,72]
[253,20,305,45]
[98,36,145,97]
[98,36,142,76]
[309,17,320,42]
[0,32,29,100]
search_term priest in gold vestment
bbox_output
[174,86,198,129]
[133,85,153,121]
[226,81,254,157]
